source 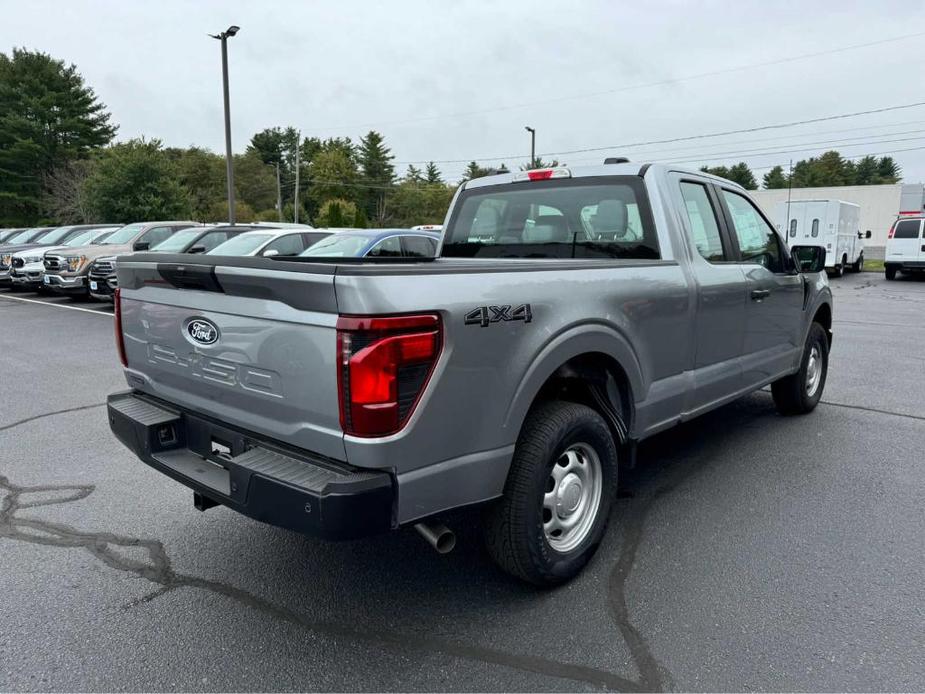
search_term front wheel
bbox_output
[852,253,864,272]
[482,401,617,586]
[771,322,829,415]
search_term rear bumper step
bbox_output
[107,391,394,540]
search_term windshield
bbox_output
[300,234,371,257]
[207,233,274,255]
[9,228,48,243]
[102,223,146,244]
[151,228,202,252]
[36,226,77,244]
[442,177,660,260]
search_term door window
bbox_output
[366,236,403,257]
[141,226,175,248]
[679,182,726,262]
[402,235,437,257]
[892,219,922,239]
[263,233,305,256]
[720,190,784,272]
[195,231,230,252]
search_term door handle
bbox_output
[750,289,771,301]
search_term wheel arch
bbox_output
[504,326,644,447]
[812,301,833,348]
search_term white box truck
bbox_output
[774,199,867,276]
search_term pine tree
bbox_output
[357,130,395,224]
[405,164,423,183]
[425,161,442,184]
[762,165,789,189]
[877,156,901,183]
[0,48,116,224]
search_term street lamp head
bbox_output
[226,25,240,36]
[525,126,535,133]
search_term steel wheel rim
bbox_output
[805,345,822,396]
[542,442,603,553]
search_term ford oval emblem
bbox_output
[186,318,219,345]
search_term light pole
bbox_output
[525,126,536,168]
[210,25,240,224]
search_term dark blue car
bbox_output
[299,229,440,258]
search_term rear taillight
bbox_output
[888,223,896,239]
[114,287,127,367]
[336,314,442,437]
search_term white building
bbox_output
[750,183,923,256]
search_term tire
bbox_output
[852,253,863,272]
[886,266,897,280]
[771,322,828,415]
[482,401,618,586]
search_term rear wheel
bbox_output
[771,322,828,415]
[830,263,843,278]
[482,401,617,586]
[852,253,864,272]
[886,265,897,280]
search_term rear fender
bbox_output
[503,323,644,440]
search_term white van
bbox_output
[884,216,925,280]
[775,199,866,276]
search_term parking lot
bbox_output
[1,272,923,692]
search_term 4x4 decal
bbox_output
[464,304,533,328]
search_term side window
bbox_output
[366,236,403,257]
[197,232,229,252]
[892,219,922,239]
[720,190,784,273]
[679,181,726,262]
[264,233,305,256]
[811,219,819,238]
[402,235,437,258]
[141,226,174,248]
[789,219,797,238]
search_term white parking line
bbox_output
[0,293,112,316]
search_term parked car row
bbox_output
[0,222,442,302]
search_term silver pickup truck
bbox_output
[108,162,832,585]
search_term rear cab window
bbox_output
[441,175,659,259]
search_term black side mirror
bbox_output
[791,245,826,273]
[857,231,863,239]
[188,244,206,254]
[133,241,150,251]
[865,230,872,239]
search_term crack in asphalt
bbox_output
[0,402,105,433]
[820,399,925,422]
[0,472,641,692]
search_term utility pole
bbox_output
[209,25,240,225]
[785,158,794,238]
[275,163,282,222]
[293,132,300,224]
[525,126,536,168]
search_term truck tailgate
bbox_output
[117,258,345,461]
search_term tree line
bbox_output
[701,152,901,190]
[0,48,908,228]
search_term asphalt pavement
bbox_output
[1,273,923,692]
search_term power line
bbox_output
[661,134,925,165]
[303,30,925,134]
[396,100,925,165]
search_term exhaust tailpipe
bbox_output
[415,522,456,554]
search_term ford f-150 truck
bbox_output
[107,162,832,585]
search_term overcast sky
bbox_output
[4,0,925,183]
